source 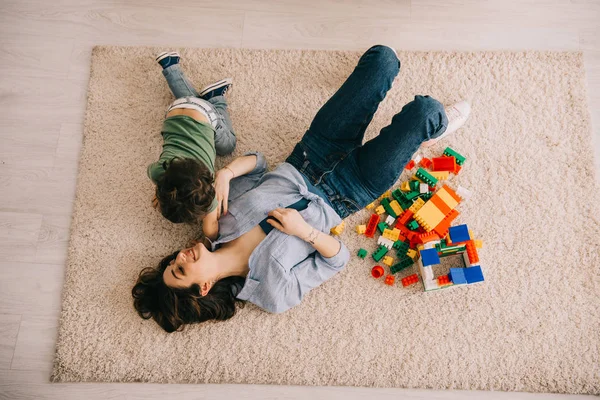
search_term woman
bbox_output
[133,45,471,332]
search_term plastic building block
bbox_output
[456,185,472,200]
[378,190,391,201]
[385,215,395,226]
[382,255,394,267]
[377,236,395,249]
[390,256,413,273]
[357,248,368,259]
[431,156,456,172]
[419,157,432,168]
[419,183,429,193]
[465,240,479,263]
[402,274,419,287]
[406,248,417,259]
[401,182,410,192]
[415,168,438,186]
[375,205,385,215]
[409,180,421,191]
[389,200,403,216]
[406,220,419,230]
[371,265,385,278]
[404,191,421,201]
[474,239,483,248]
[429,171,449,180]
[330,221,345,235]
[372,245,389,262]
[464,266,484,283]
[423,279,438,291]
[365,214,380,238]
[377,221,388,234]
[413,154,423,164]
[437,274,452,286]
[417,231,440,245]
[408,197,425,213]
[381,198,398,218]
[453,164,462,175]
[414,186,461,231]
[365,201,376,210]
[405,160,416,170]
[384,275,395,286]
[443,147,466,165]
[449,224,471,243]
[356,224,366,235]
[420,248,441,266]
[433,209,460,238]
[396,209,414,226]
[393,240,409,253]
[449,268,467,285]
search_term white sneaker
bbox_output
[421,100,471,147]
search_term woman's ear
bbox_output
[200,281,213,297]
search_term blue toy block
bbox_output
[449,268,467,285]
[449,224,471,243]
[420,248,440,267]
[464,265,484,284]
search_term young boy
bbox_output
[148,51,237,239]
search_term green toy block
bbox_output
[404,190,420,201]
[377,222,388,234]
[357,248,368,259]
[380,198,398,218]
[393,240,409,253]
[443,147,466,166]
[415,168,438,186]
[390,256,414,274]
[406,220,419,230]
[409,180,420,191]
[372,245,389,262]
[419,192,433,201]
[392,188,404,204]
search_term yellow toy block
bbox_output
[382,256,394,267]
[389,200,403,216]
[429,171,449,180]
[417,244,424,250]
[366,201,376,210]
[436,186,460,210]
[378,190,391,201]
[408,197,425,213]
[474,239,483,248]
[382,228,396,241]
[401,182,411,192]
[413,201,446,231]
[391,228,401,241]
[330,221,345,235]
[406,249,417,259]
[375,205,385,215]
[356,224,366,235]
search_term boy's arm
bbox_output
[217,154,260,179]
[202,207,219,241]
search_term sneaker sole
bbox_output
[199,78,233,97]
[155,51,180,62]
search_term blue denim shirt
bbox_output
[206,152,350,313]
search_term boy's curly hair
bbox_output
[156,158,215,224]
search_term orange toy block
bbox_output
[465,240,480,263]
[417,231,440,245]
[433,209,460,238]
[405,160,416,170]
[384,275,395,286]
[437,274,452,286]
[414,186,461,231]
[401,274,419,287]
[419,158,432,168]
[395,209,414,226]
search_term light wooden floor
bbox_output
[0,1,598,399]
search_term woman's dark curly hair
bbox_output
[132,250,246,333]
[156,158,215,224]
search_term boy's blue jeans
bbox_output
[286,45,449,219]
[162,65,237,156]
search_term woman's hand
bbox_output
[266,208,312,238]
[214,168,234,219]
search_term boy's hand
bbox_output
[214,168,233,219]
[266,208,312,238]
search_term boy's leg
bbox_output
[323,96,448,216]
[287,45,400,173]
[206,95,237,156]
[162,64,200,98]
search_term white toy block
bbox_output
[424,240,440,250]
[419,183,429,193]
[457,185,472,200]
[423,279,438,291]
[413,154,423,164]
[385,215,395,226]
[422,266,434,281]
[377,236,394,249]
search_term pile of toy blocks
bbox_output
[354,147,485,292]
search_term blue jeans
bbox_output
[162,64,237,156]
[286,45,448,219]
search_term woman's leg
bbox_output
[206,95,237,156]
[321,95,448,217]
[286,45,400,174]
[161,64,200,98]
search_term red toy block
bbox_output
[371,265,385,278]
[405,160,416,170]
[453,164,462,175]
[437,274,451,285]
[395,209,414,226]
[419,157,432,168]
[365,214,380,238]
[418,231,440,244]
[384,275,395,286]
[401,273,419,287]
[465,240,479,263]
[432,156,456,172]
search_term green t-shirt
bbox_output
[148,115,218,213]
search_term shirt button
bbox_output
[277,202,283,207]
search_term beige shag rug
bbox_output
[52,47,600,394]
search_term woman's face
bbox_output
[163,242,210,290]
